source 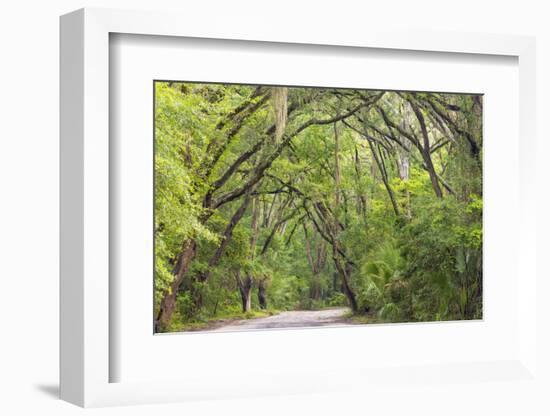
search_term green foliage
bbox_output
[154,81,483,331]
[327,292,348,307]
[399,195,483,321]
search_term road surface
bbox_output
[212,307,351,332]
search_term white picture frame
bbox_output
[60,7,539,408]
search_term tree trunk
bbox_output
[333,249,358,313]
[272,87,288,143]
[193,192,254,310]
[236,271,253,313]
[331,121,357,311]
[366,137,400,217]
[334,121,341,208]
[354,144,368,221]
[396,108,412,219]
[303,223,326,301]
[258,278,267,309]
[198,192,254,285]
[241,284,252,313]
[250,195,260,254]
[155,239,197,332]
[310,273,321,300]
[410,102,443,198]
[157,181,254,328]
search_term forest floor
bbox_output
[209,307,353,332]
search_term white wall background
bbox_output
[0,1,548,415]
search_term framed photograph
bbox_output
[60,8,540,409]
[149,80,485,334]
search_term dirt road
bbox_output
[212,307,351,332]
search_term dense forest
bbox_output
[154,81,483,333]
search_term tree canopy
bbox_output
[154,81,483,332]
